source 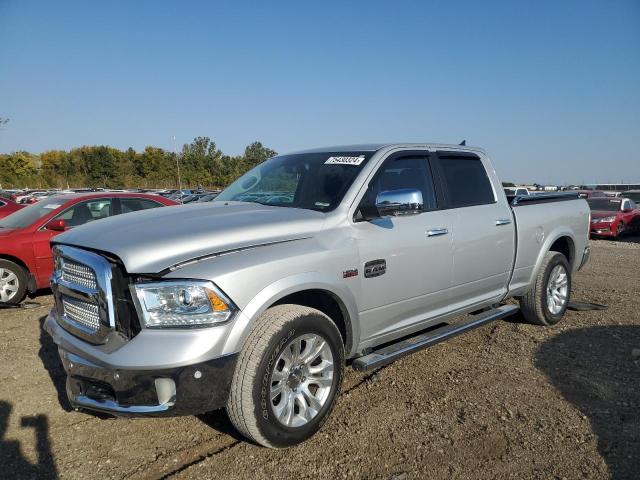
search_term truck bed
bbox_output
[507,192,590,297]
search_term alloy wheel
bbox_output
[546,264,568,315]
[0,267,19,302]
[269,333,334,428]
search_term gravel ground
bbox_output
[0,238,638,480]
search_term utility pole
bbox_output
[172,135,183,204]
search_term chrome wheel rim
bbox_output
[269,333,334,428]
[546,264,568,315]
[0,267,19,302]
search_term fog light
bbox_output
[154,378,176,405]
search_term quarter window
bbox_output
[120,198,164,214]
[438,156,495,207]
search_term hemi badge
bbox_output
[343,269,358,279]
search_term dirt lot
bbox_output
[0,238,638,480]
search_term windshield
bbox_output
[0,197,65,228]
[215,151,374,211]
[587,198,622,212]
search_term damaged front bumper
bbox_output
[44,309,238,417]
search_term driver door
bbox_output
[353,152,454,342]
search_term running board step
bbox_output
[352,304,519,372]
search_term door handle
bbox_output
[427,228,449,237]
[495,219,512,226]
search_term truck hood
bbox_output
[54,202,325,273]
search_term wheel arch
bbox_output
[221,273,359,358]
[548,235,575,268]
[0,253,30,273]
[530,231,577,288]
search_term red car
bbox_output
[0,198,24,219]
[0,193,177,304]
[576,190,606,199]
[587,197,640,239]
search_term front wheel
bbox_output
[226,304,344,448]
[615,221,625,239]
[0,259,28,305]
[519,251,571,326]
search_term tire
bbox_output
[226,304,344,448]
[615,221,625,239]
[519,251,571,326]
[0,259,28,305]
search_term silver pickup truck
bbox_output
[44,143,590,447]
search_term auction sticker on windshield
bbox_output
[325,155,366,166]
[43,203,63,209]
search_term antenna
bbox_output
[459,139,466,146]
[172,135,183,204]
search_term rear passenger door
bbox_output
[434,152,515,309]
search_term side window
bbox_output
[360,155,437,213]
[438,156,495,208]
[56,199,113,227]
[120,198,164,214]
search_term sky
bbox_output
[0,0,638,185]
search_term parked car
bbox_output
[0,198,24,219]
[11,190,39,204]
[576,189,606,199]
[44,143,590,448]
[504,187,530,197]
[23,190,62,204]
[0,193,177,304]
[587,197,640,238]
[196,192,221,202]
[623,190,640,203]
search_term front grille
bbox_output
[62,295,100,332]
[62,260,97,290]
[52,245,125,344]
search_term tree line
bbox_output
[0,137,277,190]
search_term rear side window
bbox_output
[120,198,163,214]
[438,156,495,208]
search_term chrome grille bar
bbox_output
[62,260,98,290]
[62,296,100,332]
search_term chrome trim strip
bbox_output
[426,228,448,237]
[72,395,174,414]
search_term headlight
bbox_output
[132,280,235,328]
[592,216,616,223]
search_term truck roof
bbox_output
[289,143,486,155]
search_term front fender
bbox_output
[220,272,360,357]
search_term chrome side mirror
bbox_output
[375,188,423,217]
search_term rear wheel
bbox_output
[226,304,344,448]
[519,251,571,326]
[0,260,28,305]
